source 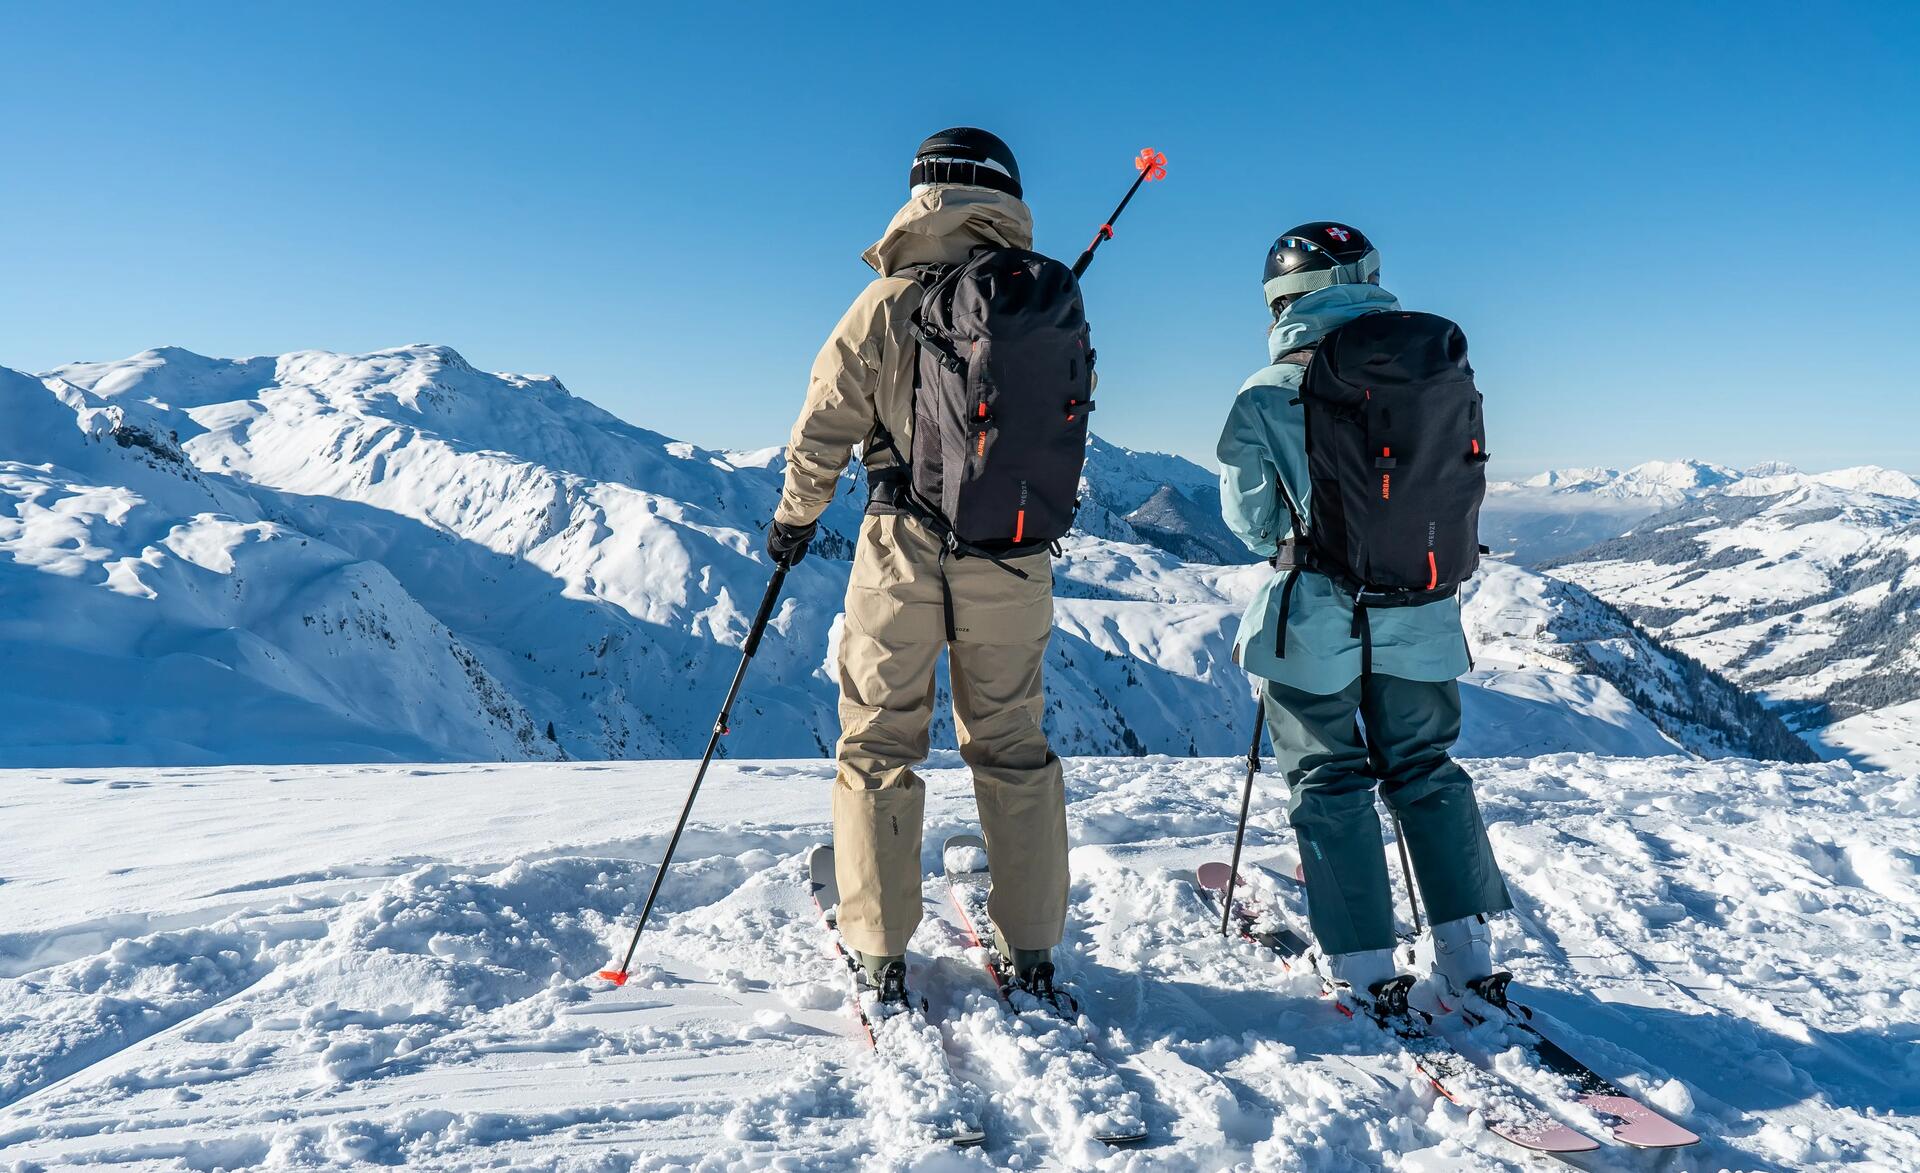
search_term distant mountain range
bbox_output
[1483,459,1920,565]
[1517,463,1920,773]
[0,345,1866,770]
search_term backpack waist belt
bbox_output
[864,464,912,518]
[863,464,1047,642]
[1268,540,1456,671]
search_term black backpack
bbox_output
[878,247,1094,559]
[1277,310,1488,625]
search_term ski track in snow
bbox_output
[2,755,1917,1170]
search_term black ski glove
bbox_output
[766,518,817,568]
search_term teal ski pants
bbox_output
[1263,674,1512,956]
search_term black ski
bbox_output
[940,834,1149,1146]
[808,845,985,1147]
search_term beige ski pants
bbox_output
[832,513,1069,957]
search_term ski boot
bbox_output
[1310,946,1419,1024]
[854,952,912,1013]
[1414,914,1514,1017]
[991,925,1077,1015]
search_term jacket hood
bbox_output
[863,185,1034,277]
[1268,283,1402,361]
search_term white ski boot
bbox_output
[1412,914,1512,1014]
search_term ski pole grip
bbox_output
[742,567,786,658]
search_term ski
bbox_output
[808,845,986,1147]
[1449,979,1701,1149]
[1200,861,1698,1150]
[1197,860,1313,956]
[940,834,1149,1146]
[1197,861,1602,1155]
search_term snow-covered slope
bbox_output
[1464,561,1814,762]
[1075,437,1255,566]
[3,346,1799,767]
[1823,699,1920,774]
[1541,472,1920,771]
[2,755,1914,1169]
[1121,484,1254,566]
[0,366,554,764]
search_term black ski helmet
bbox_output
[1263,221,1381,309]
[910,127,1022,199]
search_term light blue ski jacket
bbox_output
[1217,284,1472,695]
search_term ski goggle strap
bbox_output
[909,155,1021,198]
[1262,247,1381,304]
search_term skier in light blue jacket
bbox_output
[1217,222,1512,1007]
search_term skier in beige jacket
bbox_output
[766,128,1067,998]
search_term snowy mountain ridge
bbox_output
[1478,453,1920,772]
[1482,458,1920,565]
[1507,458,1743,498]
[1499,459,1920,503]
[1541,477,1920,772]
[1,345,1811,767]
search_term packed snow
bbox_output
[2,754,1917,1169]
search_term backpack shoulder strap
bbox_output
[893,261,951,287]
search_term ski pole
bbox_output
[599,564,789,986]
[1071,147,1168,279]
[1391,811,1425,935]
[1220,695,1265,936]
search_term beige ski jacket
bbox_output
[774,186,1034,528]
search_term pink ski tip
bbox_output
[1195,862,1232,890]
[1581,1095,1701,1148]
[597,969,630,986]
[1494,1119,1601,1154]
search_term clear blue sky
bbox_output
[3,2,1915,477]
